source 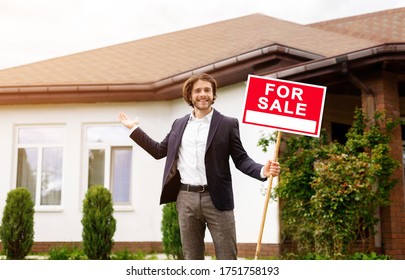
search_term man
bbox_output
[119,73,280,260]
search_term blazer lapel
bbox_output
[206,109,223,152]
[164,114,189,185]
[173,114,189,152]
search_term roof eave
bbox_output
[0,44,322,105]
[266,43,405,81]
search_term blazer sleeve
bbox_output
[228,118,266,181]
[130,127,169,159]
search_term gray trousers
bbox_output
[176,190,237,260]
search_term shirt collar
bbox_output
[189,108,214,122]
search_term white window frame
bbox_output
[14,125,65,212]
[82,124,134,211]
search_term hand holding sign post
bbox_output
[242,75,326,259]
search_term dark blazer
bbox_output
[130,109,265,211]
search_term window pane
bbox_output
[111,147,132,204]
[18,127,64,144]
[17,148,38,202]
[86,126,129,143]
[41,148,63,205]
[88,149,105,188]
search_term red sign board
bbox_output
[242,75,326,137]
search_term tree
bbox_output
[81,185,116,259]
[0,188,34,259]
[161,202,183,259]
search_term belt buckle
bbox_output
[198,185,205,193]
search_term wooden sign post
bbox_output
[254,130,282,260]
[242,74,326,259]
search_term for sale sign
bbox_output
[242,75,326,137]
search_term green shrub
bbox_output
[48,245,86,260]
[350,252,390,260]
[282,252,390,260]
[0,188,34,259]
[48,246,157,260]
[110,249,156,260]
[81,185,116,260]
[48,246,71,260]
[258,109,400,258]
[161,202,183,259]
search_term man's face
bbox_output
[191,80,214,111]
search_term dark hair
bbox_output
[182,73,217,107]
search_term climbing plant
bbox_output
[258,108,400,258]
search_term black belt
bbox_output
[180,184,208,193]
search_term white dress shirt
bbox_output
[128,108,266,183]
[177,110,213,185]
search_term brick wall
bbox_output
[0,242,281,259]
[362,71,405,259]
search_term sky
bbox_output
[0,0,404,70]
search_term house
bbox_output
[0,7,404,258]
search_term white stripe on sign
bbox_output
[245,110,317,133]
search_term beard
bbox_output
[192,98,213,111]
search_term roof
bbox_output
[267,43,405,81]
[0,14,376,88]
[0,8,403,104]
[267,7,405,82]
[309,7,405,43]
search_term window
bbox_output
[16,126,64,206]
[85,125,132,205]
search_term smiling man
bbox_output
[119,73,280,260]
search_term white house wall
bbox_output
[0,82,279,245]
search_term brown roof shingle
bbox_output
[309,7,405,43]
[0,13,378,88]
